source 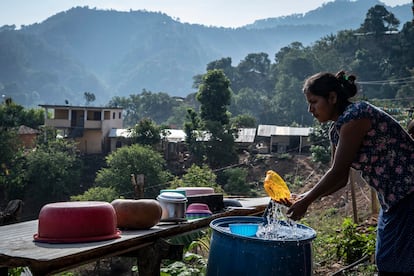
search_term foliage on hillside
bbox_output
[95,144,171,198]
[0,1,411,107]
[110,6,414,129]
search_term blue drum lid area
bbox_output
[209,216,316,244]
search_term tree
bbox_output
[71,186,119,202]
[359,5,400,35]
[0,98,44,129]
[222,167,250,196]
[95,144,171,198]
[196,69,238,168]
[274,42,315,81]
[166,104,191,128]
[108,91,181,127]
[308,120,332,164]
[272,74,311,125]
[136,90,179,124]
[131,118,162,147]
[230,88,268,118]
[169,164,222,193]
[230,114,257,128]
[184,108,205,165]
[193,57,236,92]
[197,69,232,125]
[0,99,44,203]
[84,91,96,106]
[0,129,21,203]
[206,57,236,86]
[235,53,272,93]
[22,139,82,211]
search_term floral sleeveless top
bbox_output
[330,101,414,211]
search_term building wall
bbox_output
[75,130,102,154]
[41,105,124,155]
[102,112,123,137]
[54,109,69,119]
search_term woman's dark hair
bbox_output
[408,120,414,136]
[303,70,357,113]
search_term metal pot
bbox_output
[156,192,187,222]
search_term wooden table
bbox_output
[0,197,270,276]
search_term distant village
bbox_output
[15,104,314,174]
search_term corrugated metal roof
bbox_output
[194,130,211,142]
[109,125,310,141]
[18,125,40,135]
[257,125,310,137]
[39,104,123,110]
[257,125,277,137]
[108,128,132,138]
[161,129,186,142]
[235,128,256,143]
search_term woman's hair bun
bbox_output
[336,70,357,98]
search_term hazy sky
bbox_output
[0,0,411,28]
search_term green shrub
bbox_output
[96,144,171,198]
[310,145,331,164]
[284,173,303,191]
[169,164,223,193]
[222,167,250,195]
[161,230,211,276]
[336,218,376,264]
[70,186,119,202]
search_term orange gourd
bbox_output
[111,199,162,230]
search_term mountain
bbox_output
[0,0,411,107]
[245,0,411,30]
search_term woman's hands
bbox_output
[284,192,310,220]
[287,196,311,220]
[274,197,292,207]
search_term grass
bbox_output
[301,206,377,275]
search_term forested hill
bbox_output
[0,0,411,107]
[246,0,410,30]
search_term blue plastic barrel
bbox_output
[207,216,316,276]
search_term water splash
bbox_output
[256,200,314,241]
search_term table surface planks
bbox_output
[0,197,270,275]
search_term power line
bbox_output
[357,76,414,86]
[359,76,414,83]
[367,96,414,102]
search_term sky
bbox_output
[0,0,411,28]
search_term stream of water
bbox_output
[256,200,315,241]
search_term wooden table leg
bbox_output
[136,239,183,276]
[0,267,8,276]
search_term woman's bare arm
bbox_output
[287,118,371,220]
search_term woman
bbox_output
[408,119,414,138]
[286,71,414,275]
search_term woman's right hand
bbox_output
[286,194,311,221]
